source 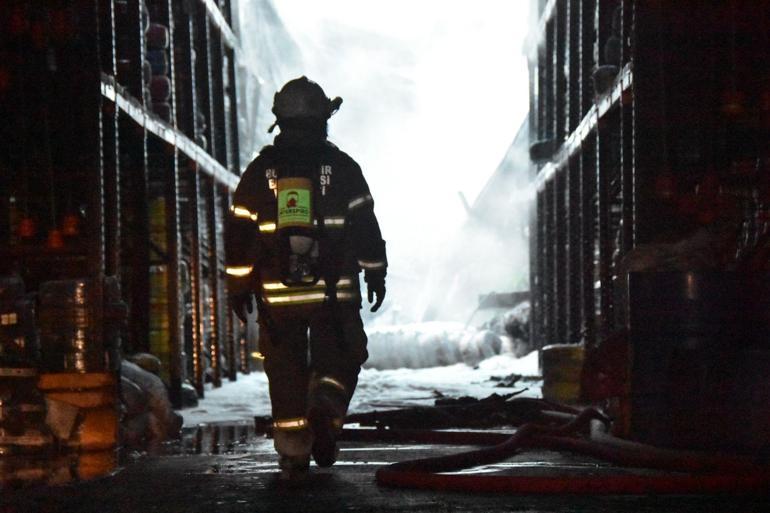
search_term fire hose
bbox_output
[336,400,770,495]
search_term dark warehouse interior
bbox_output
[2,0,770,511]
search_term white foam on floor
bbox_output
[364,322,513,370]
[181,350,540,427]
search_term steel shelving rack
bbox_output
[0,0,253,407]
[529,0,636,352]
[528,0,769,352]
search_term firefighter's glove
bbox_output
[364,270,386,313]
[230,292,254,323]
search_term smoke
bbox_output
[238,1,532,324]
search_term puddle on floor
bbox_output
[0,422,264,490]
[0,450,119,489]
[172,421,261,455]
[2,422,608,488]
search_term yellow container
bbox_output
[149,231,167,252]
[148,303,170,330]
[541,344,585,404]
[148,329,169,355]
[38,372,118,452]
[76,450,118,480]
[149,265,168,299]
[148,198,166,231]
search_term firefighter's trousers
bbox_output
[258,302,368,460]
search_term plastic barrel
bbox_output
[1,276,39,369]
[37,373,117,452]
[627,271,743,449]
[0,298,39,368]
[0,455,48,486]
[149,75,171,101]
[0,276,25,301]
[146,49,168,76]
[0,276,51,456]
[0,277,36,371]
[152,102,172,122]
[39,279,105,373]
[0,370,50,456]
[145,23,169,50]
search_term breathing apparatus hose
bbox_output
[337,401,770,495]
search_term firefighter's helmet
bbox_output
[271,76,342,123]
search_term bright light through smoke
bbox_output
[239,1,531,323]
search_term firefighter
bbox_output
[225,77,387,480]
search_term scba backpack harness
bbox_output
[276,175,321,286]
[272,153,344,296]
[257,152,350,349]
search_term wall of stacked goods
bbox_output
[528,0,635,353]
[528,0,770,450]
[0,0,253,448]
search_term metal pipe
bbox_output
[190,164,205,397]
[222,190,239,380]
[207,178,222,387]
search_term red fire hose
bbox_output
[339,404,770,495]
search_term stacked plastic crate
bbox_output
[37,279,119,453]
[115,0,150,100]
[145,7,172,121]
[147,194,171,381]
[0,276,51,457]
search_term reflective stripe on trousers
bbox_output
[273,417,309,431]
[262,277,357,306]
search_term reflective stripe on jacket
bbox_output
[224,142,387,305]
[261,276,358,306]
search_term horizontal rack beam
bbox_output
[197,2,269,109]
[536,62,633,191]
[100,75,239,190]
[526,0,557,54]
[200,0,238,50]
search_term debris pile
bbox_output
[120,355,183,451]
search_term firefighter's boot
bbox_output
[278,454,310,482]
[273,419,313,481]
[308,377,347,468]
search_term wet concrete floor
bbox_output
[1,423,768,513]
